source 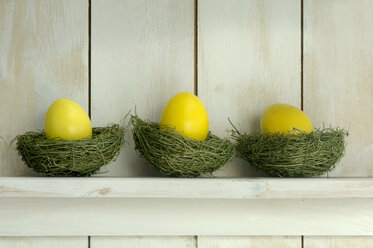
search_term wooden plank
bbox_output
[2,198,373,236]
[303,0,373,176]
[198,236,301,248]
[91,236,196,248]
[0,237,87,248]
[91,0,194,176]
[2,177,373,199]
[0,0,88,176]
[198,0,301,177]
[304,237,373,248]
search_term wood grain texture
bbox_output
[91,236,196,248]
[198,0,301,177]
[0,237,87,248]
[0,0,88,176]
[304,237,373,248]
[91,0,194,176]
[3,198,373,236]
[198,236,301,248]
[303,0,373,176]
[2,177,373,199]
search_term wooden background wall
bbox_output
[1,0,373,247]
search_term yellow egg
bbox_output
[44,99,92,140]
[260,103,313,135]
[160,92,209,141]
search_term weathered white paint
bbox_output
[198,236,301,248]
[91,0,194,177]
[1,177,373,199]
[198,0,301,177]
[303,0,373,176]
[2,198,373,236]
[91,236,196,248]
[0,0,88,176]
[0,237,87,248]
[304,236,373,248]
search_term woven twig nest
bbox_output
[16,124,126,176]
[130,115,235,177]
[232,128,348,177]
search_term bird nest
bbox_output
[16,124,126,176]
[130,115,235,177]
[232,127,348,177]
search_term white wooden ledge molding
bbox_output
[1,177,373,199]
[2,178,373,236]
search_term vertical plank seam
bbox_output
[88,236,91,248]
[88,0,92,118]
[301,235,304,248]
[301,0,304,111]
[195,235,199,248]
[301,0,325,178]
[194,0,198,96]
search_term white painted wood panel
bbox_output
[91,236,196,248]
[303,0,373,176]
[91,0,194,177]
[2,198,373,236]
[198,0,301,177]
[304,237,373,248]
[198,236,301,248]
[0,237,87,248]
[2,177,373,199]
[0,0,88,176]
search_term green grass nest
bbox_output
[130,115,235,177]
[232,127,348,177]
[16,124,126,176]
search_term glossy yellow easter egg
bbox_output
[260,103,313,135]
[160,92,209,141]
[44,99,92,140]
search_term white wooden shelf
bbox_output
[2,177,373,236]
[1,177,373,199]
